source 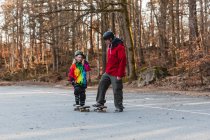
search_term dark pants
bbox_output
[96,73,124,109]
[74,86,86,106]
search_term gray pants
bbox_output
[96,73,124,109]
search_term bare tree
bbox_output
[121,0,137,80]
[158,0,169,66]
[188,0,198,54]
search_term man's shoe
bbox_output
[115,108,123,112]
[92,103,104,107]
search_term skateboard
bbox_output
[93,106,107,112]
[74,105,90,112]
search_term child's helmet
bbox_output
[103,31,115,40]
[75,50,84,56]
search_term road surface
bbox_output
[0,86,210,140]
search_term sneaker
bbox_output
[80,101,85,107]
[92,103,104,107]
[115,108,123,112]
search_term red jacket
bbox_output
[106,38,126,77]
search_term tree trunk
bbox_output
[204,0,209,54]
[180,0,184,47]
[11,14,15,69]
[158,0,169,66]
[176,0,181,49]
[39,1,44,64]
[55,2,59,72]
[121,0,137,80]
[199,0,205,54]
[150,0,155,47]
[71,3,76,56]
[111,1,116,33]
[16,0,24,69]
[136,0,145,65]
[132,0,137,67]
[188,0,198,54]
[170,0,176,67]
[89,0,94,55]
[99,1,109,73]
[97,13,101,78]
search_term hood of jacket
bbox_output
[109,37,123,49]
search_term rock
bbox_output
[203,76,210,84]
[138,80,146,87]
[130,81,138,87]
[138,66,169,87]
[200,61,210,84]
[38,75,50,82]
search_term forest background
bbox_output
[0,0,209,91]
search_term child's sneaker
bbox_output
[80,101,85,106]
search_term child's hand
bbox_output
[72,59,76,64]
[71,81,75,86]
[82,59,85,65]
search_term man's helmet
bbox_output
[103,31,115,40]
[75,50,84,56]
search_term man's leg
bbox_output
[110,75,124,111]
[96,73,111,105]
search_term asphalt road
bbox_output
[0,86,210,140]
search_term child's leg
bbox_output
[80,88,86,106]
[74,87,80,105]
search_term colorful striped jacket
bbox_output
[68,60,91,88]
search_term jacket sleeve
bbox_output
[68,64,75,82]
[84,61,91,72]
[117,44,126,77]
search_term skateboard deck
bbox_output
[93,106,107,112]
[74,105,90,112]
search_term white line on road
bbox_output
[183,102,210,105]
[126,103,210,116]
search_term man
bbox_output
[93,31,126,112]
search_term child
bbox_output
[68,50,91,106]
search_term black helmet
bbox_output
[75,50,84,56]
[103,31,115,40]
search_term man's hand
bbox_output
[117,76,122,80]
